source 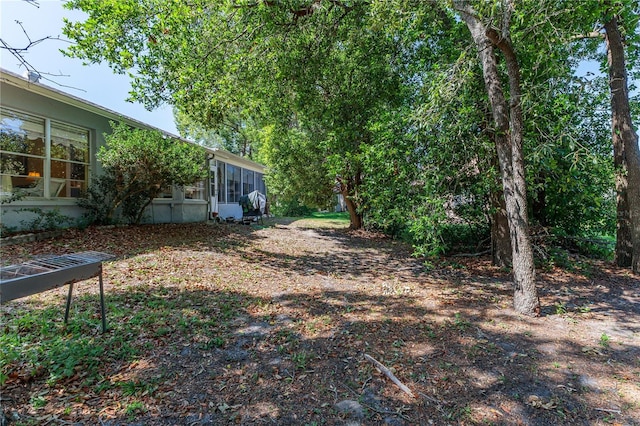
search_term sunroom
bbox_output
[208,148,267,221]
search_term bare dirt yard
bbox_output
[1,218,639,425]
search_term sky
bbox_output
[0,0,179,135]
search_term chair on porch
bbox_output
[19,178,66,197]
[20,178,45,197]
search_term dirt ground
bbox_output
[1,218,639,425]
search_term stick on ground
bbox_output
[364,353,415,398]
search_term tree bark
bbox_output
[457,3,539,315]
[491,188,512,267]
[604,16,640,273]
[614,150,633,267]
[488,27,539,314]
[337,176,363,229]
[484,108,512,267]
[344,194,362,229]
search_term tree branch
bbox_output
[0,19,85,91]
[364,353,415,398]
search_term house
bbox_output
[0,68,266,231]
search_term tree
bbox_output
[450,0,539,315]
[63,0,404,230]
[603,13,640,273]
[257,123,335,213]
[79,121,207,224]
[372,0,618,267]
[367,2,519,265]
[565,1,640,272]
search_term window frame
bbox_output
[184,179,206,200]
[0,107,91,200]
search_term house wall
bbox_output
[218,203,243,220]
[0,71,266,232]
[1,82,110,230]
[140,200,208,224]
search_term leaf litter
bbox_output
[1,219,638,425]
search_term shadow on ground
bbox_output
[1,222,638,425]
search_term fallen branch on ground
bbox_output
[417,391,449,407]
[452,249,491,257]
[594,408,622,414]
[364,353,415,398]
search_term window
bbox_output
[0,110,45,198]
[0,107,90,199]
[50,122,90,197]
[156,185,173,199]
[226,164,241,203]
[242,169,254,195]
[184,180,205,200]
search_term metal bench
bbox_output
[0,251,114,332]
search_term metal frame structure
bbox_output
[0,251,114,332]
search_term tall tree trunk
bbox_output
[344,195,362,229]
[490,28,539,314]
[614,147,633,267]
[457,4,540,315]
[484,107,512,266]
[491,188,512,267]
[604,16,640,273]
[337,177,363,230]
[606,13,633,268]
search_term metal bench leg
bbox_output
[99,265,107,333]
[64,282,74,325]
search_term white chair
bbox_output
[50,178,66,197]
[19,178,66,197]
[21,178,44,197]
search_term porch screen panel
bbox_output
[242,169,254,195]
[226,164,240,203]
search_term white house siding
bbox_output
[0,69,265,230]
[1,74,109,229]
